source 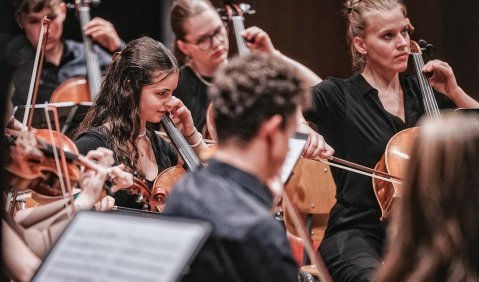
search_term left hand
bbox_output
[297,122,335,159]
[242,26,276,54]
[83,17,122,53]
[165,96,196,137]
[422,59,461,98]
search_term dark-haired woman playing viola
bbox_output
[75,36,207,210]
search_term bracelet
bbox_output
[190,133,203,148]
[185,128,197,140]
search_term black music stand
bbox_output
[32,211,212,282]
[14,102,92,137]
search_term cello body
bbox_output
[372,127,418,220]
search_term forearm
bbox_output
[2,220,41,282]
[449,87,479,108]
[274,50,322,87]
[14,197,69,228]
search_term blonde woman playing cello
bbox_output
[306,0,479,281]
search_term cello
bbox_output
[373,39,440,220]
[204,1,255,140]
[150,114,204,212]
[50,0,102,103]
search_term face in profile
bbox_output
[139,71,180,123]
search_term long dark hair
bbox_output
[76,36,179,175]
[377,112,479,281]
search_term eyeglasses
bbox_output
[183,26,226,51]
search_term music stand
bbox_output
[32,211,212,282]
[14,102,92,135]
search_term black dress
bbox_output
[306,73,455,281]
[75,126,178,209]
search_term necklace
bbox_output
[138,129,147,138]
[187,63,213,87]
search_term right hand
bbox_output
[76,148,114,209]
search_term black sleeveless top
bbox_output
[75,126,178,209]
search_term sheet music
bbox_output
[281,132,308,184]
[33,212,211,282]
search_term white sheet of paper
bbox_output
[280,132,308,184]
[33,212,210,282]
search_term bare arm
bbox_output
[242,26,322,87]
[2,220,41,282]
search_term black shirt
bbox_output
[164,160,298,282]
[75,126,178,209]
[174,65,210,132]
[306,73,455,234]
[9,37,112,106]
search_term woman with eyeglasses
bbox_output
[170,0,333,158]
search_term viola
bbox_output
[50,0,102,103]
[150,114,204,212]
[373,39,439,220]
[5,127,150,205]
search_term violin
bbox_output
[373,39,439,220]
[150,114,204,212]
[50,0,102,103]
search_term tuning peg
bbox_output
[239,3,256,15]
[418,39,434,56]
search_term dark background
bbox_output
[1,0,479,99]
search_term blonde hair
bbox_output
[343,0,407,71]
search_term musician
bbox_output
[170,0,330,158]
[74,36,207,210]
[3,147,125,282]
[8,0,123,106]
[376,112,479,281]
[165,53,332,281]
[305,0,479,281]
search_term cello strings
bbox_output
[413,54,441,119]
[232,16,250,56]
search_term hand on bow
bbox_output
[297,122,335,159]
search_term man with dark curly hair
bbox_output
[165,53,332,281]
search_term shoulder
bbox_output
[75,127,110,155]
[313,75,359,94]
[5,35,34,67]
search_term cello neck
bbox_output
[231,14,250,56]
[160,114,203,171]
[410,40,441,119]
[224,1,252,56]
[77,1,102,99]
